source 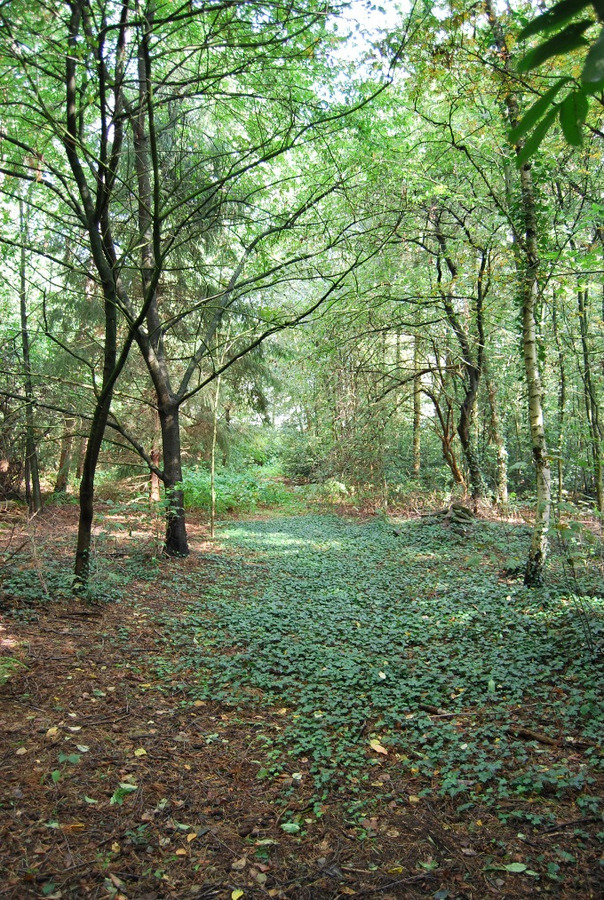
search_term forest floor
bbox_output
[1,501,603,900]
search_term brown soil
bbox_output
[1,506,602,899]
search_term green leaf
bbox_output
[505,862,528,873]
[518,0,592,41]
[582,24,604,83]
[559,89,589,144]
[518,20,591,72]
[280,822,301,834]
[509,78,571,142]
[50,769,61,784]
[516,106,559,166]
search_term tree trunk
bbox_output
[412,332,421,478]
[19,198,42,515]
[485,367,508,505]
[485,0,551,585]
[159,401,188,556]
[150,447,161,503]
[54,417,75,494]
[577,287,603,514]
[552,292,566,506]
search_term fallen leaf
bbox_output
[134,747,147,757]
[111,842,120,853]
[175,848,187,856]
[369,738,388,755]
[15,747,27,755]
[231,891,244,900]
[46,727,59,739]
[504,862,527,873]
[408,795,420,804]
[187,832,197,843]
[231,856,247,870]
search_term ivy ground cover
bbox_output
[163,514,604,816]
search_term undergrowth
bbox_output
[156,514,604,819]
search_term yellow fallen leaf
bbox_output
[369,738,388,756]
[16,747,27,755]
[187,832,197,843]
[175,848,187,856]
[408,794,420,804]
[46,727,59,738]
[193,700,205,707]
[134,747,147,757]
[111,842,121,852]
[231,891,244,900]
[388,866,404,874]
[341,889,356,896]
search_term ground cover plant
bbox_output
[1,503,603,898]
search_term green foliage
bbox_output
[181,465,296,514]
[156,515,604,808]
[513,1,604,157]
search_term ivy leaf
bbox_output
[559,89,589,144]
[509,78,571,143]
[517,20,591,73]
[582,24,604,83]
[518,0,592,41]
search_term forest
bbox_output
[0,0,603,897]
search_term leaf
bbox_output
[75,745,90,753]
[509,78,571,142]
[175,848,187,855]
[187,832,197,843]
[51,770,61,784]
[280,822,301,834]
[84,796,98,804]
[231,891,244,900]
[134,747,147,757]
[369,738,388,755]
[559,90,588,144]
[582,24,604,83]
[505,862,528,873]
[15,746,27,755]
[518,0,591,41]
[518,20,591,72]
[46,727,59,739]
[58,753,81,765]
[118,782,138,792]
[516,106,558,166]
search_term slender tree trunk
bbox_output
[149,407,161,503]
[158,400,188,556]
[486,0,551,585]
[54,417,75,494]
[485,366,508,504]
[76,436,87,480]
[19,199,42,514]
[552,291,566,506]
[413,332,421,478]
[577,287,603,514]
[74,297,117,584]
[210,374,221,539]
